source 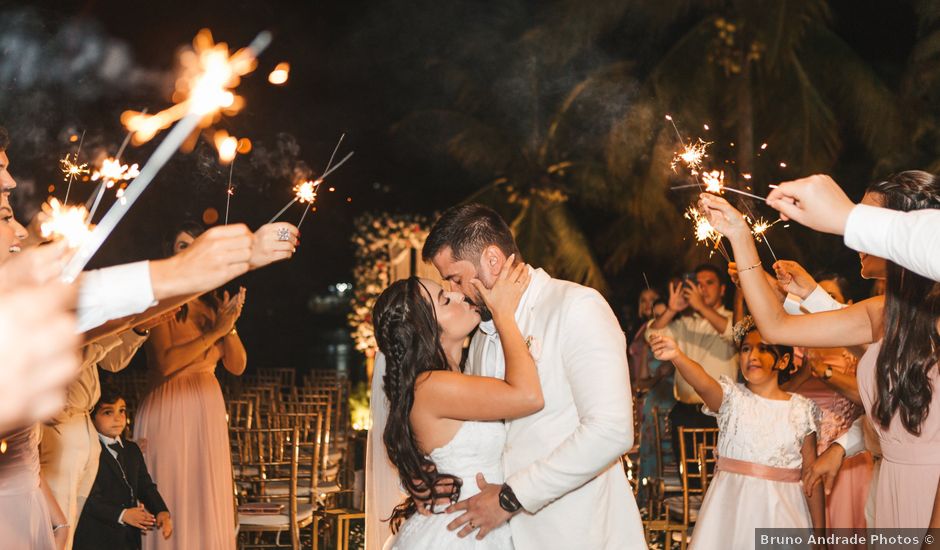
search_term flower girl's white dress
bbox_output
[689,376,821,550]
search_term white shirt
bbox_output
[844,204,940,282]
[645,306,737,404]
[77,261,156,333]
[97,433,130,524]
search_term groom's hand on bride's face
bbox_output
[446,473,514,540]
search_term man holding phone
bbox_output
[646,264,737,470]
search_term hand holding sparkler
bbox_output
[149,224,254,299]
[250,222,299,269]
[697,193,751,242]
[765,174,855,235]
[772,260,818,300]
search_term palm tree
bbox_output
[597,0,908,271]
[389,0,645,295]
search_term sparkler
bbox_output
[60,129,89,204]
[214,130,240,224]
[670,183,768,202]
[267,134,353,226]
[746,215,782,262]
[41,198,92,248]
[61,29,272,282]
[685,205,730,262]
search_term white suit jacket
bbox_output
[467,268,646,550]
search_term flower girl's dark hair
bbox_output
[733,316,796,384]
[373,277,463,532]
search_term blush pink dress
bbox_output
[858,341,940,531]
[794,348,872,536]
[134,300,236,550]
[0,425,56,550]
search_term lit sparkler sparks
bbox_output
[92,158,140,189]
[685,205,730,261]
[671,139,711,174]
[746,215,782,261]
[702,170,724,193]
[62,29,271,282]
[268,62,290,85]
[267,133,353,226]
[120,29,266,147]
[41,198,92,248]
[60,154,89,182]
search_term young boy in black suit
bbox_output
[74,387,172,550]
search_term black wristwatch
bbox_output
[498,484,522,514]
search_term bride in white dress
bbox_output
[371,257,539,550]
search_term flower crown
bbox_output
[732,315,757,348]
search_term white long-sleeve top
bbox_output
[844,204,940,282]
[76,261,156,334]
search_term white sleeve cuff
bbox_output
[118,508,127,525]
[77,261,156,333]
[800,285,844,313]
[783,294,804,315]
[844,204,893,258]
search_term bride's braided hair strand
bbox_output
[373,277,463,532]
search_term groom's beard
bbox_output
[465,295,492,322]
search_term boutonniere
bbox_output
[525,335,542,361]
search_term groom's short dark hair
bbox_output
[422,203,519,263]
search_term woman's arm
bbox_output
[801,433,827,535]
[219,329,247,375]
[699,193,881,348]
[649,334,723,412]
[146,318,221,376]
[41,476,68,550]
[418,261,542,421]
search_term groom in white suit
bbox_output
[422,204,646,550]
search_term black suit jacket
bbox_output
[74,439,170,550]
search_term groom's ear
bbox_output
[480,245,505,278]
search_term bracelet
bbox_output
[52,523,69,532]
[738,261,762,274]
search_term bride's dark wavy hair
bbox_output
[373,277,463,532]
[870,171,940,435]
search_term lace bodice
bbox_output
[705,376,821,468]
[429,421,506,504]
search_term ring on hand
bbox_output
[469,521,476,529]
[276,228,292,242]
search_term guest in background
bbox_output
[633,298,677,497]
[133,221,247,550]
[628,287,661,382]
[646,265,737,472]
[75,387,170,550]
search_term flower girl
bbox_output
[650,317,825,549]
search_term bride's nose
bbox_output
[445,290,466,303]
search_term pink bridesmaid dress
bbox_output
[0,425,56,550]
[134,300,236,550]
[794,348,872,537]
[858,341,940,531]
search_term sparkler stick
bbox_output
[670,183,767,202]
[296,134,348,229]
[268,196,299,223]
[224,156,236,224]
[86,109,149,219]
[61,30,272,282]
[61,130,88,204]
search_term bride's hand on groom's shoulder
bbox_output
[470,255,529,324]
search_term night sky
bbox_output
[0,0,919,378]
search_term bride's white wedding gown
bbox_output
[385,421,514,550]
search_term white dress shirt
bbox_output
[97,433,130,524]
[645,306,737,404]
[77,261,156,333]
[844,204,940,282]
